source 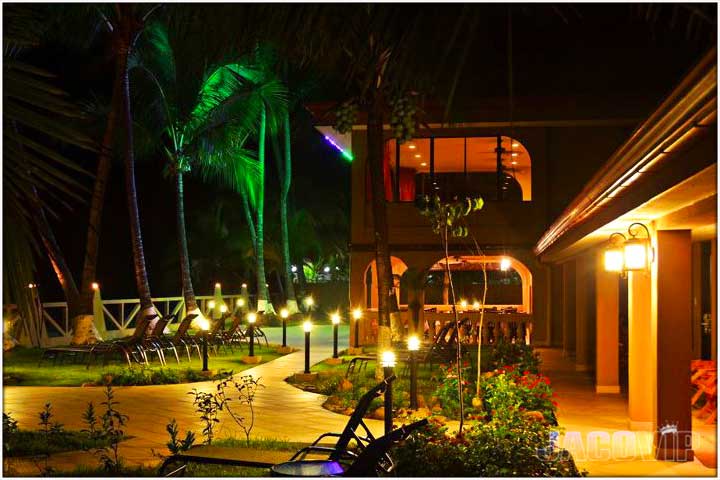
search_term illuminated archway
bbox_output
[424,255,532,313]
[363,257,408,308]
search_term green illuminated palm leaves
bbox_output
[132,22,286,312]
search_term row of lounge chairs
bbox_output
[41,311,269,368]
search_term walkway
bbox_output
[3,325,384,473]
[540,348,717,477]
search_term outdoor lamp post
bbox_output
[331,312,341,358]
[280,308,289,348]
[381,350,397,434]
[303,320,313,374]
[247,312,257,357]
[352,308,362,349]
[201,320,210,372]
[236,297,245,311]
[407,335,420,410]
[304,296,315,312]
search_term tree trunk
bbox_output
[120,35,156,328]
[255,106,274,314]
[175,171,197,312]
[273,110,298,313]
[33,201,81,320]
[367,92,395,379]
[78,66,122,316]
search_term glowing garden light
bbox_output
[323,266,330,273]
[460,299,468,310]
[215,282,221,288]
[291,265,297,273]
[331,312,341,358]
[500,258,511,271]
[220,305,228,314]
[303,320,313,374]
[473,300,481,310]
[236,298,245,307]
[407,335,420,409]
[208,300,216,309]
[381,350,397,434]
[323,135,354,161]
[352,308,362,349]
[91,282,100,291]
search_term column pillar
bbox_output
[628,270,653,430]
[562,261,576,358]
[595,252,620,393]
[711,241,717,361]
[654,230,693,461]
[575,254,594,371]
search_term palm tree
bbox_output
[3,4,97,345]
[191,51,287,315]
[131,21,269,324]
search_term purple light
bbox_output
[324,135,353,161]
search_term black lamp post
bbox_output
[303,320,312,374]
[331,312,341,358]
[280,308,289,348]
[407,335,420,410]
[247,312,257,357]
[352,308,362,349]
[201,319,210,372]
[381,350,396,435]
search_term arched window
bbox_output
[378,135,532,202]
[363,257,408,309]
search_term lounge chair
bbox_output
[270,419,429,477]
[158,376,401,476]
[86,313,162,367]
[157,313,199,362]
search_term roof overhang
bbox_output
[534,48,717,263]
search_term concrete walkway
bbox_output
[540,348,717,477]
[3,325,384,473]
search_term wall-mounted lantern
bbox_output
[604,222,654,275]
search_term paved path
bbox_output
[3,325,384,473]
[539,348,716,477]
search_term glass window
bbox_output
[377,135,532,203]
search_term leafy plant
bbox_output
[490,342,541,374]
[481,365,558,425]
[392,415,583,477]
[81,402,100,440]
[216,374,264,445]
[419,194,484,434]
[3,412,19,435]
[165,418,196,455]
[93,386,128,474]
[188,388,225,445]
[432,363,475,418]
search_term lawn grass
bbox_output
[3,430,129,458]
[3,344,290,387]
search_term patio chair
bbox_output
[269,418,429,477]
[157,313,200,362]
[158,376,398,476]
[85,313,160,367]
[213,315,246,354]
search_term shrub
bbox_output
[481,365,558,424]
[432,363,475,417]
[393,415,583,477]
[489,342,541,374]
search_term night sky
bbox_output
[15,3,715,302]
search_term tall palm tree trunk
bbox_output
[175,170,197,312]
[255,107,274,314]
[367,92,395,379]
[273,110,298,313]
[73,56,123,344]
[120,33,156,328]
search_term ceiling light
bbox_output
[414,154,421,158]
[408,144,416,149]
[420,162,427,167]
[511,161,517,165]
[512,142,519,148]
[511,152,518,157]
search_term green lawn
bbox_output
[3,344,291,387]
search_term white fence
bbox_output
[8,294,246,347]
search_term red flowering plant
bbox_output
[432,363,476,418]
[480,366,558,425]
